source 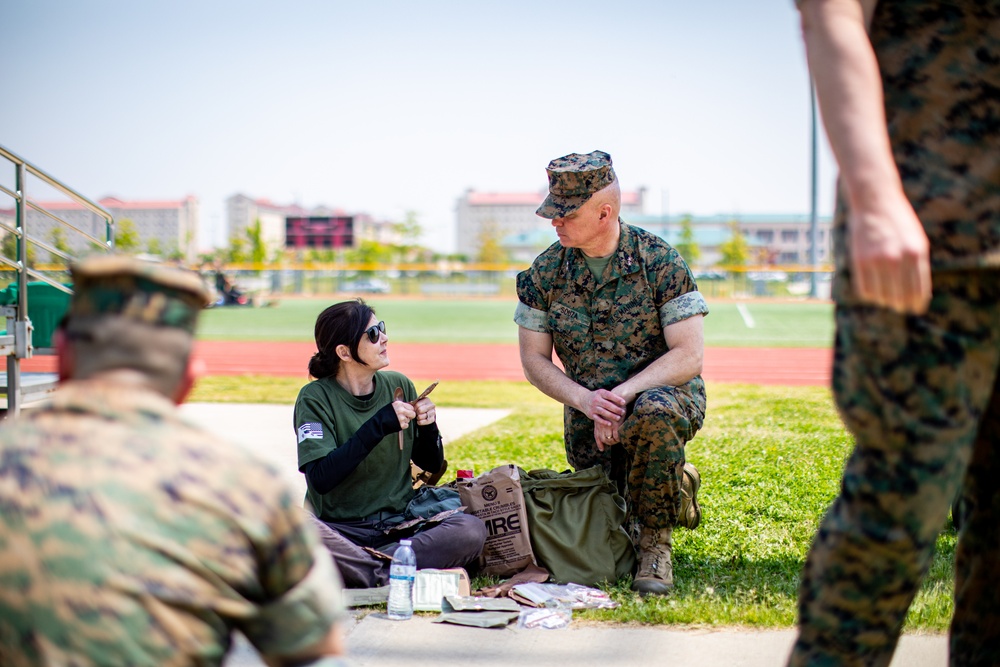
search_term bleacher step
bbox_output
[0,371,59,409]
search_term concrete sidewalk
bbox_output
[182,402,948,667]
[342,614,946,667]
[223,613,946,667]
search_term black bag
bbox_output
[519,466,636,587]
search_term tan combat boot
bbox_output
[631,527,673,596]
[678,462,702,530]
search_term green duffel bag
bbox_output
[518,466,636,587]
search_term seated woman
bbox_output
[294,299,487,587]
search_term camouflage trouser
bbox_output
[564,377,706,533]
[789,270,1000,667]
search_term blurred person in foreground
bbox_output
[515,150,707,596]
[0,255,346,666]
[791,2,1000,665]
[294,299,487,584]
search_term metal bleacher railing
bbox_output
[0,143,114,417]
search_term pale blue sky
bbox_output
[1,0,836,253]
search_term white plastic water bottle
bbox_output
[386,539,416,620]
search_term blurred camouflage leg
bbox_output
[951,369,1000,666]
[789,271,1000,666]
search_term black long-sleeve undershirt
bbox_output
[303,403,443,495]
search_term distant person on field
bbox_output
[214,267,246,306]
[294,299,487,586]
[515,150,706,596]
[790,2,1000,665]
[0,256,346,666]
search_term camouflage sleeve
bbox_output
[514,261,553,332]
[659,290,709,327]
[513,301,548,333]
[242,489,346,658]
[294,389,338,471]
[642,238,709,326]
[241,545,346,658]
[515,265,549,312]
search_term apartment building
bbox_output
[3,195,199,263]
[455,188,646,260]
[502,213,833,267]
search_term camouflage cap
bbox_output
[68,255,211,334]
[536,150,617,219]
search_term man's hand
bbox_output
[583,388,626,426]
[583,388,626,451]
[849,197,932,314]
[592,414,624,452]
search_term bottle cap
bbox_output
[400,539,412,546]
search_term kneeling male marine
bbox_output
[515,150,706,596]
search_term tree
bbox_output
[248,218,267,268]
[226,235,250,264]
[346,240,394,265]
[394,210,423,247]
[146,237,163,257]
[718,220,749,270]
[476,220,509,263]
[1,232,36,267]
[48,226,71,266]
[674,215,701,266]
[114,218,141,254]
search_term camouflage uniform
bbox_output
[0,257,344,667]
[515,220,708,533]
[790,3,1000,665]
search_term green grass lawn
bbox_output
[189,377,954,631]
[198,297,835,347]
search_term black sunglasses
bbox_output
[364,320,386,344]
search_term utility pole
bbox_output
[809,79,820,299]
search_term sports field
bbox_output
[8,295,948,631]
[185,297,955,632]
[196,297,835,348]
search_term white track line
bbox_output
[736,303,755,328]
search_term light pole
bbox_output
[809,78,820,299]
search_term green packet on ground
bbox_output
[433,610,521,628]
[442,595,521,612]
[434,596,523,628]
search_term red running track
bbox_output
[22,342,832,387]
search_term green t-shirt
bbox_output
[294,370,417,522]
[583,252,613,279]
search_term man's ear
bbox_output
[335,344,352,361]
[55,329,73,383]
[598,202,615,223]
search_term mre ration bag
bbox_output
[458,464,535,577]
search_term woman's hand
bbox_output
[413,397,437,426]
[392,399,417,431]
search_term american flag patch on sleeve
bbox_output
[297,422,324,443]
